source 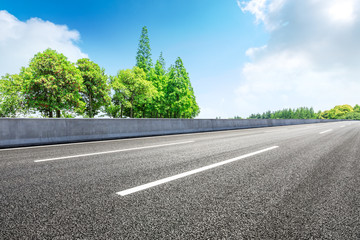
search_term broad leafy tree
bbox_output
[0,74,24,117]
[345,111,360,120]
[106,75,130,118]
[109,67,155,118]
[77,58,110,118]
[20,49,84,118]
[327,104,353,119]
[319,110,330,119]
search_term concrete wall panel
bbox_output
[0,118,344,148]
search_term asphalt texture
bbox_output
[1,121,359,239]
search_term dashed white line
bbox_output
[116,146,279,196]
[320,129,333,134]
[34,141,194,163]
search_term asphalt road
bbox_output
[1,121,359,239]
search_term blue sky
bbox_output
[1,0,359,118]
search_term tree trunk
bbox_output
[56,110,61,118]
[130,96,134,118]
[89,95,93,118]
[130,107,133,118]
[143,103,145,118]
[49,110,53,118]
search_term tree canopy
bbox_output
[320,104,359,120]
[107,67,155,118]
[77,58,110,118]
[20,49,84,118]
[0,74,24,117]
[165,57,200,118]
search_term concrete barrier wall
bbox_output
[0,118,344,148]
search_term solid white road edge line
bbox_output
[320,129,333,134]
[34,141,194,163]
[116,146,279,196]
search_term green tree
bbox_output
[20,49,84,118]
[165,57,200,118]
[345,111,360,120]
[77,58,110,118]
[354,104,360,112]
[106,75,130,118]
[110,67,155,118]
[146,52,167,118]
[136,26,152,74]
[319,110,330,119]
[328,104,353,119]
[0,74,24,117]
[316,110,322,119]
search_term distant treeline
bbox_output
[248,105,360,120]
[0,26,200,119]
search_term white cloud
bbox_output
[245,45,267,59]
[237,0,360,116]
[239,0,286,30]
[0,10,87,76]
[238,0,267,24]
[327,0,356,23]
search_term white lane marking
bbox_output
[116,146,279,196]
[34,141,194,163]
[340,125,345,128]
[320,129,333,134]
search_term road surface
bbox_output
[1,121,359,239]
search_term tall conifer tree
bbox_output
[148,52,167,117]
[165,57,199,118]
[136,26,152,74]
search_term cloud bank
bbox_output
[237,0,360,116]
[0,10,87,76]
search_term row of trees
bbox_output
[248,105,360,120]
[0,50,110,118]
[0,26,200,118]
[107,27,199,118]
[248,107,318,119]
